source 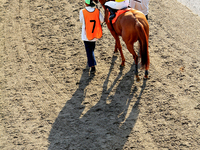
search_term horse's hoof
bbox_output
[136,77,140,82]
[120,64,125,67]
[114,50,118,53]
[143,75,149,80]
[120,60,126,67]
[136,75,140,82]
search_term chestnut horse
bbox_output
[94,0,150,81]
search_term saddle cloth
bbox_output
[109,8,132,24]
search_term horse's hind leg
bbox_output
[114,40,119,53]
[144,67,149,79]
[126,42,140,82]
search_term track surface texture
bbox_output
[0,0,200,149]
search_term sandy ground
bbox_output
[0,0,200,149]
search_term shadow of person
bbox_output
[48,58,147,150]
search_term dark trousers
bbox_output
[84,41,96,67]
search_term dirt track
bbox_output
[0,0,200,149]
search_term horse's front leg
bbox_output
[118,41,125,66]
[110,31,125,66]
[114,40,118,53]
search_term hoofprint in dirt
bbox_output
[0,0,199,150]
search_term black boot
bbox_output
[90,66,96,73]
[107,7,116,21]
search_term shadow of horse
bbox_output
[48,56,147,150]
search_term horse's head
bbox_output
[93,0,99,3]
[93,0,109,5]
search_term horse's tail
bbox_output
[136,20,150,70]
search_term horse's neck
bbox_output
[102,5,106,11]
[103,7,109,23]
[99,0,109,6]
[99,0,106,5]
[99,0,109,22]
